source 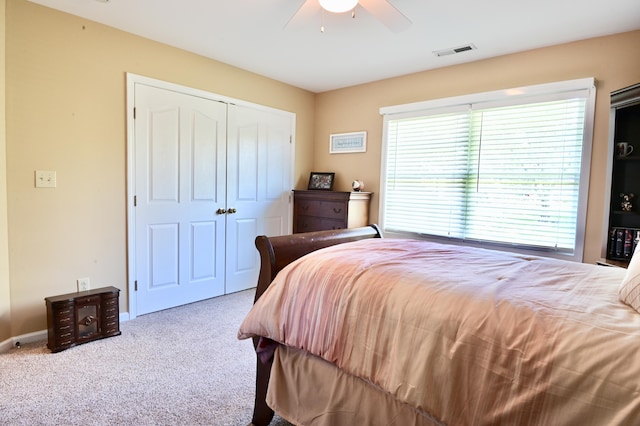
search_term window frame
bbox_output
[379,78,596,262]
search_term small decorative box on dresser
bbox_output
[293,190,373,233]
[45,286,121,353]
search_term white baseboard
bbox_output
[0,329,47,353]
[0,312,130,353]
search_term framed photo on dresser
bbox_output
[308,172,335,190]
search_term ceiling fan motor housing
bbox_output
[319,0,359,13]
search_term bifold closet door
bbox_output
[132,82,293,315]
[225,104,292,294]
[133,84,227,315]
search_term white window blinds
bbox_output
[381,79,595,259]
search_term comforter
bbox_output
[238,238,640,425]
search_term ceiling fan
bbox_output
[286,0,412,33]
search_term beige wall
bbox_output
[3,0,640,341]
[4,0,315,338]
[314,30,640,265]
[0,0,10,344]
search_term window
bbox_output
[380,79,596,261]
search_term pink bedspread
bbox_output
[238,238,640,425]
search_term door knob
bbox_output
[227,208,237,214]
[216,208,227,215]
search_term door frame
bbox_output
[125,73,296,320]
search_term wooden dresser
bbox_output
[45,286,121,353]
[293,190,372,233]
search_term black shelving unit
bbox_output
[606,83,640,262]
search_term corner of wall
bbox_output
[0,0,12,344]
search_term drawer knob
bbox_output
[81,315,96,326]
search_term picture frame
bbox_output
[307,172,335,191]
[329,131,367,154]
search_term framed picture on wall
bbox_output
[308,172,335,190]
[329,131,367,154]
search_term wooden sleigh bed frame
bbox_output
[249,225,382,426]
[242,225,640,426]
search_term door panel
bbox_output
[149,223,178,289]
[225,104,292,293]
[191,221,217,281]
[237,124,259,200]
[134,84,227,315]
[235,218,259,272]
[193,111,220,201]
[266,127,287,199]
[150,108,180,201]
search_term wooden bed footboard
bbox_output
[248,225,382,426]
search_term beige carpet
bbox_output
[0,289,292,426]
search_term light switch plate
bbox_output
[35,170,56,188]
[77,277,90,292]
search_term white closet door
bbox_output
[225,104,293,293]
[133,84,227,315]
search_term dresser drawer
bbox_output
[296,216,345,233]
[293,190,372,234]
[296,200,347,219]
[53,315,74,331]
[53,309,74,323]
[53,336,75,350]
[53,305,74,318]
[54,330,75,346]
[75,295,101,306]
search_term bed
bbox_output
[238,225,640,426]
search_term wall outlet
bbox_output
[35,170,57,188]
[77,277,90,292]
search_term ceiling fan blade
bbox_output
[358,0,412,33]
[284,0,322,30]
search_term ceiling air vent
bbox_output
[433,44,477,57]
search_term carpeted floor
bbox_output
[0,289,292,426]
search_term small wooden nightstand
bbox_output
[293,190,372,233]
[45,286,121,353]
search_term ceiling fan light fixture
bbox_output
[319,0,358,13]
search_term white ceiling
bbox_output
[27,0,640,93]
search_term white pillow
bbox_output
[619,248,640,313]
